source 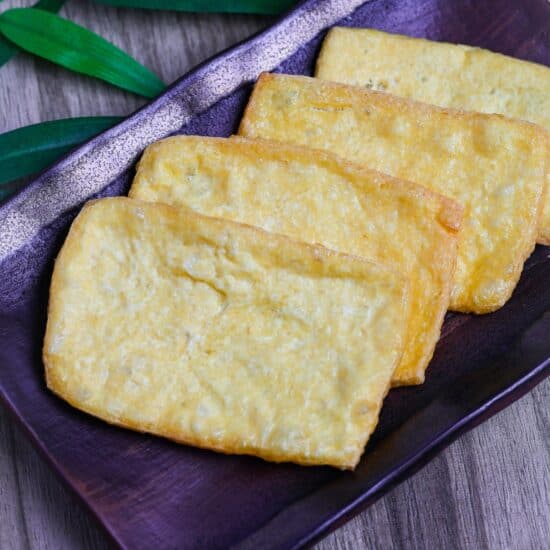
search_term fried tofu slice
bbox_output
[316,28,550,128]
[130,136,461,386]
[239,73,547,313]
[315,27,550,245]
[43,197,409,469]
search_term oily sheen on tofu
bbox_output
[43,198,410,469]
[130,135,461,386]
[239,73,547,313]
[315,27,550,245]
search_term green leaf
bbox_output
[93,0,294,15]
[0,0,64,68]
[34,0,66,9]
[0,33,17,68]
[0,8,167,98]
[0,116,122,194]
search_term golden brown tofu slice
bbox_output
[315,27,550,245]
[239,73,547,313]
[130,135,461,386]
[44,197,410,469]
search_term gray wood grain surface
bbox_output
[1,1,549,548]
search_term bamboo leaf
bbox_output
[0,116,122,193]
[94,0,294,15]
[0,32,17,67]
[0,8,166,97]
[0,0,64,68]
[34,0,66,9]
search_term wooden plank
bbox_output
[0,403,29,550]
[0,0,548,548]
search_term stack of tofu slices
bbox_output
[44,29,549,470]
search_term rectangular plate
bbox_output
[0,0,548,548]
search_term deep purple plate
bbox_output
[1,0,549,548]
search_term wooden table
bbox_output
[1,1,549,548]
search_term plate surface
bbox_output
[0,0,549,548]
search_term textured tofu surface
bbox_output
[315,27,550,245]
[239,73,547,313]
[131,136,461,386]
[44,198,409,469]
